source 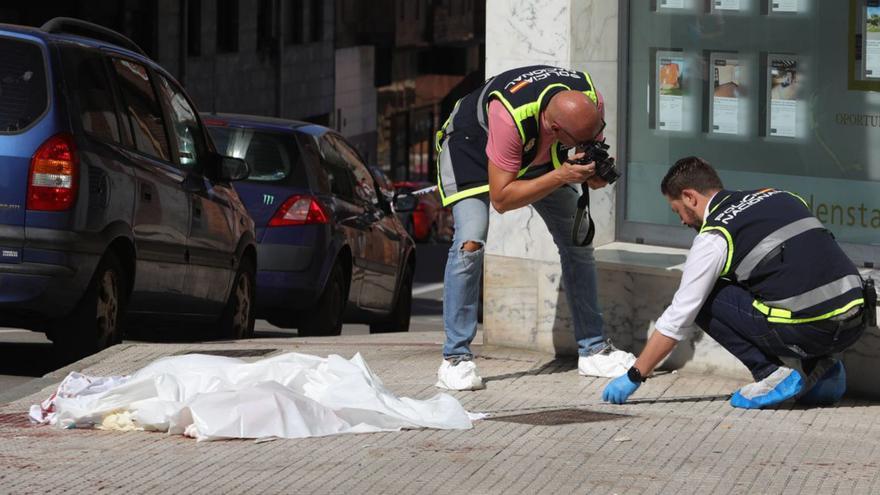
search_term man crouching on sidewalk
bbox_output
[602,157,874,409]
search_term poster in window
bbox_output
[712,0,743,12]
[656,51,687,132]
[657,0,687,9]
[865,1,880,78]
[770,0,799,12]
[768,55,800,138]
[710,54,746,135]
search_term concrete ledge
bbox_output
[594,241,687,277]
[484,241,880,397]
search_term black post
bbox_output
[179,0,188,84]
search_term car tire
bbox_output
[217,257,256,340]
[53,252,126,360]
[370,261,413,334]
[298,261,348,337]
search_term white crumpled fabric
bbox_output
[29,352,479,441]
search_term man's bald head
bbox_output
[544,90,603,146]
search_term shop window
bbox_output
[621,0,880,258]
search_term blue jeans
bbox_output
[442,186,606,358]
[696,281,866,381]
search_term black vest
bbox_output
[435,65,598,206]
[479,65,598,166]
[702,189,863,323]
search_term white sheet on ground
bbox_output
[29,352,479,441]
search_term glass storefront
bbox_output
[619,0,880,264]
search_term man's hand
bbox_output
[556,161,597,185]
[602,374,641,404]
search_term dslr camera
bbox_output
[569,139,620,184]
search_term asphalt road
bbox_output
[0,243,452,403]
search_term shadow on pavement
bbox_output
[482,357,579,383]
[626,394,732,404]
[0,342,72,378]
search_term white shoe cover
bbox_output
[436,359,485,391]
[578,346,636,378]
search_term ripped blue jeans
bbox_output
[442,187,606,358]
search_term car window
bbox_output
[207,126,309,186]
[332,135,378,206]
[0,37,47,133]
[60,48,121,144]
[315,134,357,202]
[156,74,206,171]
[370,167,394,202]
[110,58,171,161]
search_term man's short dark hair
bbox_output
[660,156,724,198]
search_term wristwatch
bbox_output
[627,366,647,383]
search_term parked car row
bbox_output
[0,19,417,358]
[203,115,417,336]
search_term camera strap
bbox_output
[571,185,595,247]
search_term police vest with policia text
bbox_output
[701,189,864,324]
[434,65,599,207]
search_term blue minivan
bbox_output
[0,19,256,358]
[204,114,417,336]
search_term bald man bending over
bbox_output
[434,65,635,391]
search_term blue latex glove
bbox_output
[602,374,641,404]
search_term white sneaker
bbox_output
[436,358,485,391]
[578,341,636,378]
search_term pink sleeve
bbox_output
[485,99,523,173]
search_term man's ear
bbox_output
[681,189,700,208]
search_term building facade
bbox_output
[3,0,485,178]
[1,0,335,124]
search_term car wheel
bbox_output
[218,257,256,339]
[54,252,126,360]
[298,262,347,337]
[370,261,413,333]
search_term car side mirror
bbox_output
[393,191,417,213]
[218,155,249,182]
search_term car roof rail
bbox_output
[40,17,147,57]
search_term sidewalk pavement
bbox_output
[2,330,880,494]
